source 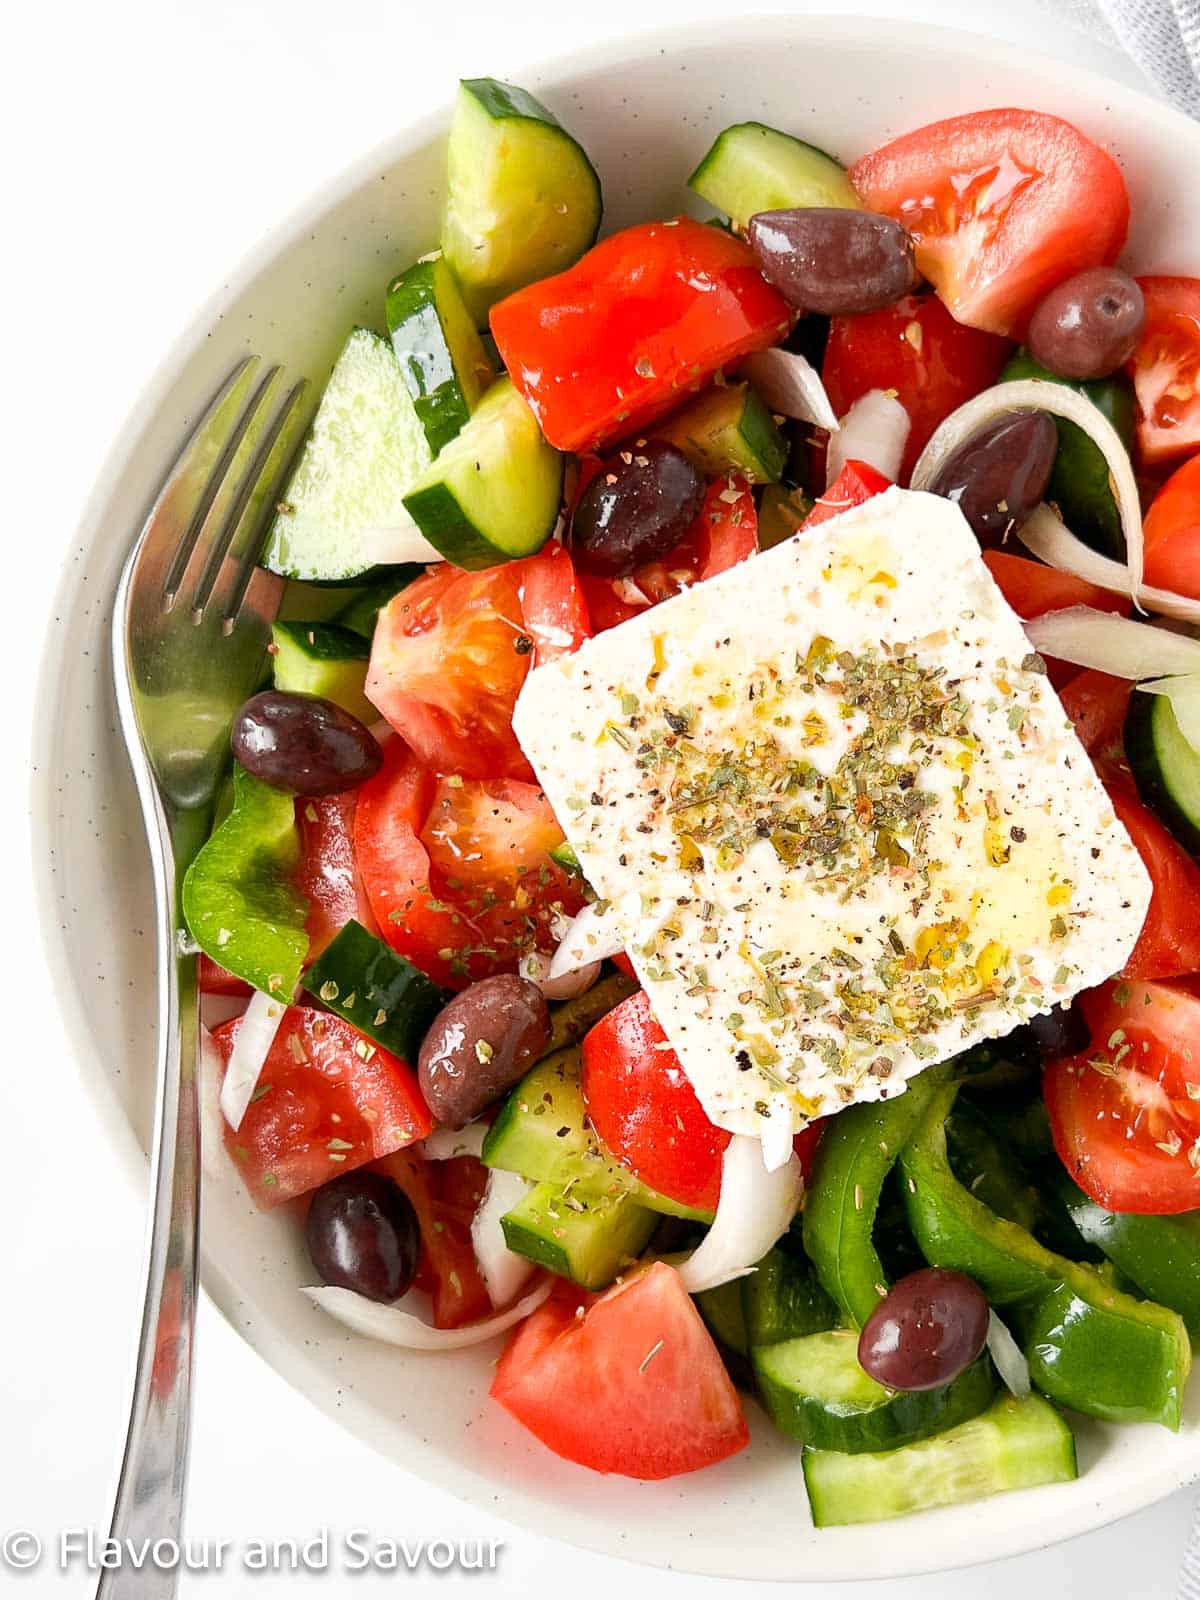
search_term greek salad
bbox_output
[185,80,1200,1525]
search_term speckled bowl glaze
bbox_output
[32,16,1200,1581]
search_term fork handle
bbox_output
[97,799,203,1600]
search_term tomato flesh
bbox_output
[295,792,376,961]
[211,1007,431,1209]
[1106,784,1200,981]
[1130,278,1200,467]
[981,551,1132,623]
[491,217,790,452]
[354,742,583,989]
[851,110,1129,336]
[491,1261,749,1478]
[801,460,892,528]
[582,990,730,1212]
[1059,669,1132,763]
[1045,980,1200,1214]
[376,1148,492,1328]
[821,295,1010,481]
[1142,451,1200,598]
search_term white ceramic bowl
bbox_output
[33,15,1200,1582]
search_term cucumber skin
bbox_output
[1125,689,1200,859]
[802,1394,1077,1528]
[270,621,373,724]
[334,568,425,638]
[386,257,494,457]
[301,920,446,1064]
[755,1336,995,1454]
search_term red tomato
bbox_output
[198,955,251,997]
[1045,979,1200,1213]
[982,551,1133,622]
[793,1120,825,1172]
[354,742,583,989]
[821,295,1010,481]
[1106,784,1200,981]
[491,1261,749,1478]
[580,476,759,632]
[1142,452,1200,597]
[801,460,892,528]
[295,792,376,961]
[490,218,790,452]
[1129,278,1200,467]
[376,1148,492,1328]
[366,548,590,780]
[211,1007,431,1209]
[1059,669,1132,761]
[582,990,729,1212]
[851,110,1129,337]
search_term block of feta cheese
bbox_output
[513,487,1152,1142]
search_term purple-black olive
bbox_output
[748,207,918,315]
[417,974,551,1128]
[1027,1002,1091,1060]
[858,1267,990,1391]
[305,1171,420,1303]
[232,689,382,796]
[927,411,1058,544]
[1027,267,1145,381]
[569,440,706,577]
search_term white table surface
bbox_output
[4,0,1196,1593]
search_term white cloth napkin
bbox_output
[1093,0,1200,116]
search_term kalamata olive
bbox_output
[231,689,382,796]
[858,1268,990,1392]
[1027,1002,1090,1060]
[569,441,706,577]
[418,974,551,1128]
[305,1171,420,1303]
[927,411,1058,544]
[747,207,918,315]
[1027,267,1146,381]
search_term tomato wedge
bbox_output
[491,1262,749,1478]
[366,547,589,781]
[1059,669,1132,762]
[1129,278,1200,467]
[295,792,376,961]
[982,551,1132,622]
[1106,784,1200,981]
[1045,979,1200,1214]
[851,110,1129,337]
[801,460,892,528]
[211,1007,431,1209]
[580,476,758,632]
[582,990,730,1212]
[491,217,790,452]
[354,742,583,989]
[1142,451,1200,598]
[376,1148,492,1328]
[821,295,1010,481]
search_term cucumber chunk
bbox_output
[501,1182,656,1289]
[654,382,787,483]
[302,920,445,1064]
[802,1393,1077,1527]
[270,621,373,723]
[758,485,814,549]
[689,122,860,230]
[482,1046,711,1222]
[442,78,602,324]
[402,377,563,569]
[262,329,437,581]
[695,1278,750,1358]
[1125,687,1200,858]
[756,1331,995,1454]
[333,568,425,639]
[386,256,495,456]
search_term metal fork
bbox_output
[105,357,308,1598]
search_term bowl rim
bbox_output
[31,11,1200,1582]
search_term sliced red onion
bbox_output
[987,1310,1031,1397]
[1139,674,1200,752]
[739,349,839,432]
[1024,606,1200,680]
[519,948,602,1001]
[302,1276,552,1350]
[421,1123,488,1161]
[219,989,288,1131]
[471,1169,536,1308]
[359,521,442,567]
[677,1135,803,1294]
[909,379,1144,594]
[547,900,627,981]
[1018,503,1200,625]
[826,390,909,488]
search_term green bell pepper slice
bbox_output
[1002,350,1135,560]
[181,766,309,999]
[803,1070,945,1328]
[901,1082,1191,1429]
